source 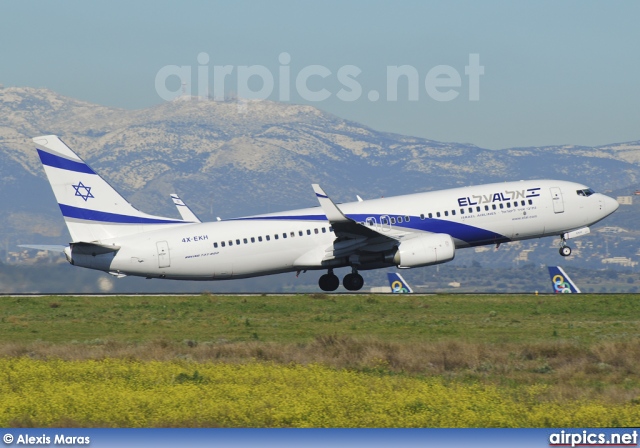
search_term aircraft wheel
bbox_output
[559,246,572,257]
[319,273,339,291]
[343,273,364,291]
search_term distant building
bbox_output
[602,257,638,268]
[617,196,633,205]
[515,249,534,262]
[598,226,628,234]
[370,286,392,293]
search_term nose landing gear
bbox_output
[559,238,572,257]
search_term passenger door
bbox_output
[550,187,564,213]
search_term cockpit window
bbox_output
[576,188,595,197]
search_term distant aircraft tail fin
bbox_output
[33,135,191,242]
[548,266,581,293]
[387,272,413,293]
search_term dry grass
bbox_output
[2,337,639,405]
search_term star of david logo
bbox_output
[72,181,94,201]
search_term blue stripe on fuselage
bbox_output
[234,213,507,245]
[37,149,96,174]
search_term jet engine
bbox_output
[390,233,455,268]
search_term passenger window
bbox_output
[420,214,425,220]
[251,237,255,243]
[499,203,504,209]
[477,206,481,212]
[506,202,511,208]
[243,238,248,244]
[405,215,410,221]
[485,205,489,211]
[528,199,533,205]
[266,235,270,241]
[229,240,233,246]
[397,217,403,223]
[213,242,218,248]
[428,213,433,218]
[258,236,263,242]
[291,231,295,237]
[492,204,497,210]
[460,209,465,215]
[329,226,333,232]
[221,241,226,247]
[236,239,240,245]
[314,228,319,234]
[390,217,396,224]
[299,230,303,236]
[436,212,441,217]
[451,210,456,216]
[322,228,326,233]
[275,234,279,240]
[469,208,473,213]
[444,211,449,217]
[521,200,526,206]
[282,233,287,238]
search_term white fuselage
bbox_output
[71,179,618,280]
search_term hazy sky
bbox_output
[2,1,639,149]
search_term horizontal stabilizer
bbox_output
[70,241,121,255]
[18,244,67,253]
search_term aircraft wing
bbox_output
[312,184,384,240]
[312,184,415,261]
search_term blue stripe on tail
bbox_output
[37,149,96,174]
[59,204,186,224]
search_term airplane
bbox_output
[32,135,619,292]
[548,266,581,293]
[388,272,413,293]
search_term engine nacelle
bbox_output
[392,233,455,268]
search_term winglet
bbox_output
[312,184,351,223]
[170,193,201,223]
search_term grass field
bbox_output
[1,293,639,427]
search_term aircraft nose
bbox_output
[603,195,619,215]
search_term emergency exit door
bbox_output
[157,241,171,268]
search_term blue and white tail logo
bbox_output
[548,266,581,293]
[34,135,192,242]
[387,272,413,293]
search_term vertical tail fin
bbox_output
[33,135,190,242]
[387,272,413,293]
[548,266,581,293]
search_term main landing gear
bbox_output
[559,238,572,257]
[318,269,364,292]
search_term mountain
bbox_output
[1,85,639,275]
